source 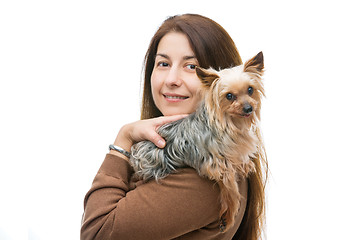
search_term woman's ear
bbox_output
[196,67,219,87]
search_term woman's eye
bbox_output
[248,86,254,95]
[226,93,236,101]
[158,62,169,67]
[186,64,197,70]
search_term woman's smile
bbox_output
[163,93,189,102]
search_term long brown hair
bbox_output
[141,14,268,240]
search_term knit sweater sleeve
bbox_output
[80,154,224,240]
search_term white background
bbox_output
[1,0,359,239]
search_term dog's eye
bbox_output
[248,87,254,96]
[226,93,236,101]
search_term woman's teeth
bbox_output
[165,95,188,99]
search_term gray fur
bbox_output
[130,102,224,181]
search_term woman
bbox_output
[81,14,267,240]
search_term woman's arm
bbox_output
[80,154,222,240]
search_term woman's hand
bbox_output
[111,114,188,159]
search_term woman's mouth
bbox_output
[163,94,189,102]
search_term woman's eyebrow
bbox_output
[183,55,197,61]
[155,53,169,59]
[155,54,197,61]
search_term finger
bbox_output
[148,131,166,148]
[156,114,188,126]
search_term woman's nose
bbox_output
[164,67,182,87]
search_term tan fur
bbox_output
[196,51,265,231]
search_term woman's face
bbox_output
[151,32,202,116]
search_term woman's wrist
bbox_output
[117,124,133,147]
[109,139,132,160]
[109,144,131,157]
[109,149,130,159]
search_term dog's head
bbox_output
[196,52,265,128]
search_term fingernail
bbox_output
[157,140,165,148]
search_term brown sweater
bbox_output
[81,154,248,240]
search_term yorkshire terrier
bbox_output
[130,52,265,232]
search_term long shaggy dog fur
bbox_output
[130,52,265,232]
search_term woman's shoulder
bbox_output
[134,167,221,212]
[160,168,220,190]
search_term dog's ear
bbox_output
[196,67,219,87]
[244,51,264,75]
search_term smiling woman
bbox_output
[151,32,203,116]
[81,14,267,240]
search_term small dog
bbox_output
[130,52,265,232]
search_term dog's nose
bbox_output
[243,105,253,114]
